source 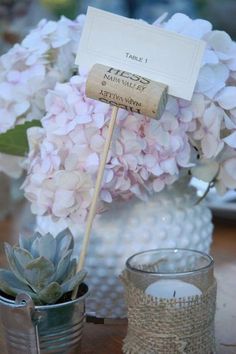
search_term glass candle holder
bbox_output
[122,248,216,354]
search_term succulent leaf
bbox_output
[63,258,77,283]
[19,232,38,251]
[13,247,34,268]
[38,282,63,304]
[19,233,29,250]
[55,249,73,283]
[0,230,86,305]
[55,229,74,263]
[30,237,40,258]
[61,270,87,294]
[24,257,55,290]
[0,269,35,298]
[4,243,29,285]
[38,233,56,263]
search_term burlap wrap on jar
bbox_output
[121,270,217,354]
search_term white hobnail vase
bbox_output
[37,178,214,319]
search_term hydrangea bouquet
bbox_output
[0,13,236,230]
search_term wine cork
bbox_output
[86,64,168,119]
[73,64,169,296]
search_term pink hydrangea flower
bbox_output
[22,74,195,224]
[0,15,85,176]
[1,12,236,228]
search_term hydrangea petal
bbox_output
[224,132,236,148]
[217,87,236,110]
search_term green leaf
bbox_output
[0,120,42,156]
[0,269,35,299]
[38,233,56,263]
[61,258,77,284]
[4,243,29,286]
[13,247,34,268]
[30,237,40,258]
[55,250,72,283]
[38,282,62,304]
[19,232,38,251]
[61,270,87,293]
[24,257,55,290]
[55,229,74,263]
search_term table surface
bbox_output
[0,207,235,354]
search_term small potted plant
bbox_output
[0,229,88,353]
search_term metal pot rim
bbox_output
[0,283,89,309]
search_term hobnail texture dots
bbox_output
[75,181,213,318]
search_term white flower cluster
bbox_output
[0,15,85,176]
[23,74,191,224]
[2,13,236,227]
[161,14,236,194]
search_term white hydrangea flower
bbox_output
[1,12,236,227]
[0,15,85,176]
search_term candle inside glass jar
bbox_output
[145,279,202,298]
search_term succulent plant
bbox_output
[0,229,86,305]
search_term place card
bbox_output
[75,7,206,100]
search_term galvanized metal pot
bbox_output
[0,284,88,354]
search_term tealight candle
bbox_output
[145,279,202,298]
[122,248,216,354]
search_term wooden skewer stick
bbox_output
[72,63,168,299]
[72,105,119,299]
